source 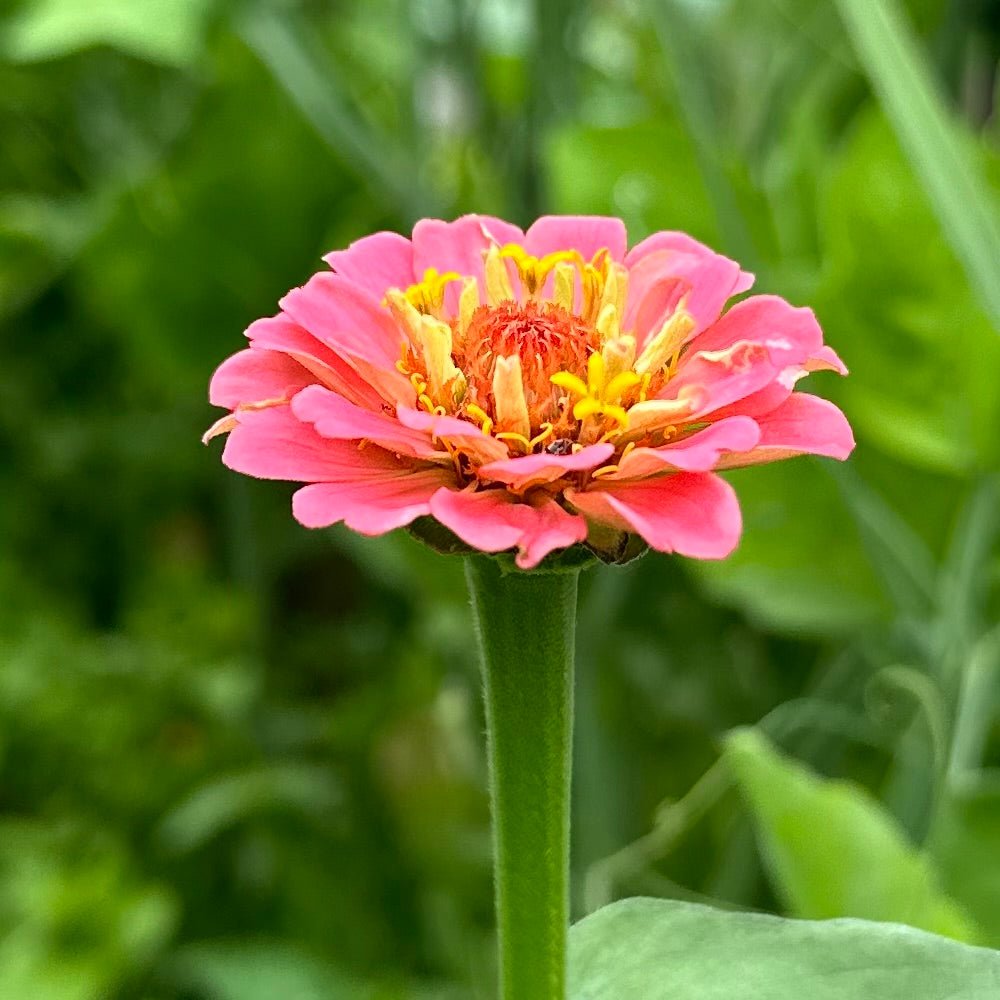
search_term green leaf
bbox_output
[832,0,1000,331]
[568,897,1000,999]
[1,0,213,66]
[171,941,377,1000]
[724,728,978,942]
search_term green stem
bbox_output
[465,555,579,1000]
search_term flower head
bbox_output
[206,215,853,568]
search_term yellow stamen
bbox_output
[529,422,555,448]
[495,431,533,453]
[499,244,578,296]
[466,403,494,437]
[404,268,461,314]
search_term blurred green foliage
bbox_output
[1,0,998,996]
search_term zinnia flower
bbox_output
[205,215,853,568]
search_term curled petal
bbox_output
[807,344,849,375]
[429,488,588,569]
[626,231,754,293]
[477,443,615,491]
[292,467,453,533]
[323,231,415,298]
[524,215,628,263]
[279,272,406,374]
[685,295,823,369]
[666,341,780,418]
[567,472,742,560]
[290,385,449,462]
[609,417,760,479]
[717,393,855,468]
[208,348,313,409]
[625,251,743,351]
[397,407,510,465]
[244,314,387,410]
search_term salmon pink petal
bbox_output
[717,394,855,468]
[279,272,405,372]
[477,443,614,491]
[323,231,415,298]
[222,405,418,482]
[625,251,743,350]
[610,417,760,479]
[429,489,588,569]
[685,295,823,369]
[209,349,313,409]
[567,472,742,559]
[412,214,524,282]
[397,407,510,465]
[524,215,627,263]
[290,385,447,461]
[244,314,386,410]
[292,467,453,533]
[807,344,849,375]
[666,341,781,418]
[625,231,754,293]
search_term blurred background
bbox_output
[1,0,999,996]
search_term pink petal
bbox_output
[411,214,524,310]
[477,443,615,491]
[209,349,313,409]
[524,215,628,263]
[567,472,742,559]
[222,405,419,483]
[625,231,754,293]
[396,407,510,465]
[290,385,447,461]
[716,393,855,468]
[323,231,415,298]
[429,488,588,569]
[609,417,760,479]
[665,341,781,418]
[279,272,405,373]
[625,250,744,350]
[292,467,452,533]
[244,313,386,410]
[685,295,823,370]
[807,344,849,375]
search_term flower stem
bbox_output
[465,555,579,1000]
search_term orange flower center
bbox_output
[386,242,695,464]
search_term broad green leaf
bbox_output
[1,0,213,66]
[568,897,1000,999]
[724,728,978,941]
[832,0,1000,331]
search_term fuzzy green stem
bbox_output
[465,555,579,1000]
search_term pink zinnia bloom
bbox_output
[206,215,853,568]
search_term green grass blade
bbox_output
[833,0,1000,331]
